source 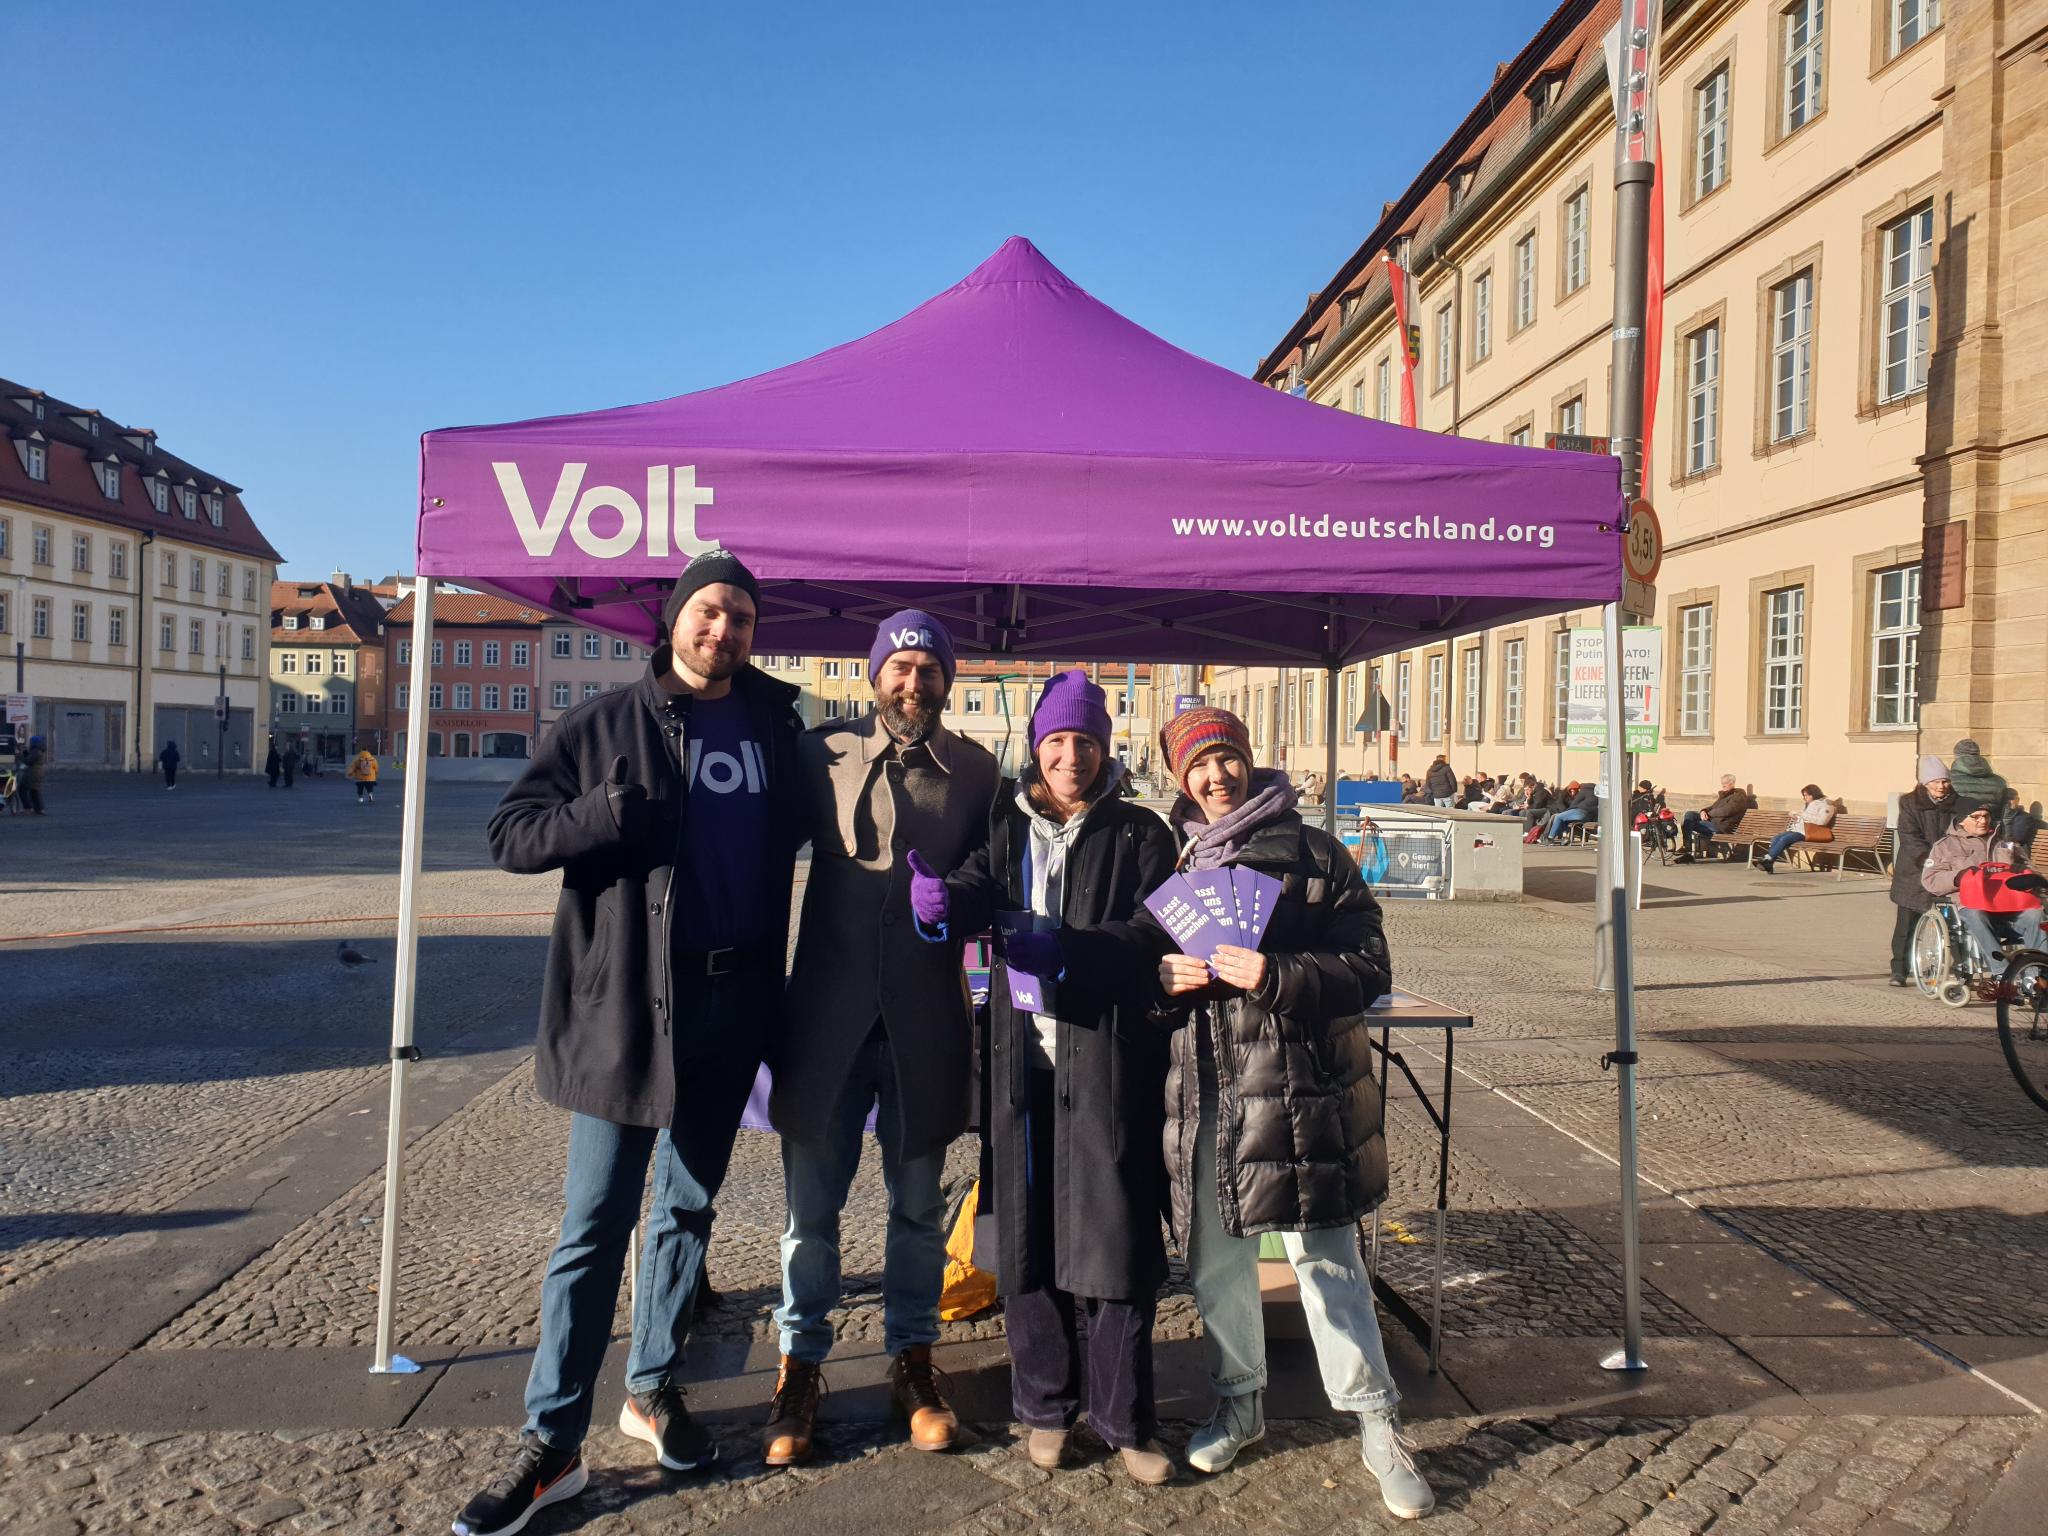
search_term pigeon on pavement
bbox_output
[337,940,374,967]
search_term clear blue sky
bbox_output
[11,1,1545,581]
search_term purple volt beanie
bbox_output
[1030,669,1113,751]
[869,609,956,684]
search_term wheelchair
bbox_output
[1911,901,2025,1007]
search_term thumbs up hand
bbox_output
[604,755,648,840]
[905,849,951,930]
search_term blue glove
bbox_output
[1005,929,1065,978]
[905,849,950,937]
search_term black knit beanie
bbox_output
[660,548,761,637]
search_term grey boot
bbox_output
[1359,1408,1433,1520]
[1185,1391,1265,1474]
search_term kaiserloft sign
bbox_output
[493,463,718,560]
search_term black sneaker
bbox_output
[451,1432,586,1536]
[620,1382,718,1472]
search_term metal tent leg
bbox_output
[371,581,437,1376]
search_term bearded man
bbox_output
[763,610,1000,1464]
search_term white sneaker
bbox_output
[1185,1391,1264,1474]
[1359,1409,1433,1520]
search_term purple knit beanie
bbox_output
[869,609,956,684]
[1030,669,1113,751]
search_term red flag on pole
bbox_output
[1385,254,1419,428]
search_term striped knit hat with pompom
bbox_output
[1160,706,1252,790]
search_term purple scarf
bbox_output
[1176,769,1299,870]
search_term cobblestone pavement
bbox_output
[0,1413,2035,1535]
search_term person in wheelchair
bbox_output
[1920,803,2047,962]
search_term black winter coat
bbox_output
[1424,762,1457,799]
[488,655,805,1127]
[1159,810,1393,1245]
[947,789,1178,1301]
[1891,785,1961,913]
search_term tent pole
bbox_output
[371,578,436,1376]
[1324,664,1339,836]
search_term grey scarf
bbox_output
[1176,770,1299,870]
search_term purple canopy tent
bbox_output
[372,238,1628,1372]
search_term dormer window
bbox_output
[1302,337,1321,365]
[310,615,326,630]
[283,614,300,630]
[1341,293,1361,325]
[71,413,101,438]
[1527,70,1565,127]
[1448,160,1480,213]
[13,433,47,482]
[125,431,154,456]
[203,491,224,525]
[176,485,198,518]
[12,395,44,421]
[93,460,122,501]
[149,475,170,514]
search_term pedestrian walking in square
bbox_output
[1153,706,1433,1521]
[347,743,379,804]
[762,610,1001,1466]
[451,551,806,1536]
[916,670,1179,1484]
[264,738,282,788]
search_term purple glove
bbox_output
[905,849,950,930]
[1005,929,1065,978]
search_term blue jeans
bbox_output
[1960,905,2046,965]
[1766,829,1805,861]
[776,1031,948,1363]
[523,1040,760,1449]
[1545,809,1587,842]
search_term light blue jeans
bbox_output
[775,1032,948,1362]
[1186,1078,1398,1412]
[1544,809,1587,842]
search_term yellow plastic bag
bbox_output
[938,1177,997,1320]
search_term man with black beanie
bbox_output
[453,549,805,1536]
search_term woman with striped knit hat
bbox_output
[1150,707,1432,1520]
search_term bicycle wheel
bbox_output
[1996,949,2048,1113]
[1910,910,1950,999]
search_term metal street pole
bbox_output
[1597,0,1659,1376]
[217,662,227,779]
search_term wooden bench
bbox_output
[1787,813,1891,878]
[1704,807,1776,862]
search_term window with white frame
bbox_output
[215,562,230,597]
[190,556,204,592]
[1513,233,1537,330]
[160,551,174,586]
[1869,565,1920,728]
[455,640,472,666]
[149,478,169,513]
[177,486,197,518]
[824,697,842,720]
[1695,65,1729,200]
[94,460,121,500]
[432,641,443,666]
[1510,424,1533,447]
[1686,323,1721,474]
[1679,604,1714,735]
[303,693,322,715]
[1426,653,1445,740]
[1434,304,1453,390]
[243,567,255,600]
[1302,677,1316,744]
[1880,204,1934,404]
[964,690,984,714]
[19,439,48,480]
[1374,356,1391,420]
[612,637,632,659]
[0,593,8,633]
[398,639,414,666]
[429,683,444,709]
[159,614,174,651]
[279,651,297,674]
[483,641,501,667]
[31,597,50,638]
[1502,638,1526,738]
[241,627,254,661]
[1557,396,1585,437]
[1782,0,1824,137]
[305,652,323,674]
[109,606,125,647]
[1350,380,1365,415]
[278,689,298,714]
[849,661,863,679]
[71,602,89,642]
[203,494,223,526]
[483,685,501,711]
[333,651,348,676]
[0,517,8,558]
[512,642,530,668]
[72,533,91,572]
[109,541,127,580]
[1770,269,1815,441]
[397,684,410,711]
[1471,273,1493,361]
[1396,659,1412,738]
[1460,647,1481,739]
[552,631,572,657]
[33,525,51,565]
[552,682,570,708]
[582,683,601,700]
[582,631,601,658]
[823,660,841,678]
[1563,187,1590,293]
[1763,585,1806,733]
[453,684,473,709]
[1891,0,1938,57]
[188,618,204,654]
[1552,630,1571,738]
[510,685,529,712]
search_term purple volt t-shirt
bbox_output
[673,692,775,952]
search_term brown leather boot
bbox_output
[760,1355,823,1466]
[889,1344,958,1451]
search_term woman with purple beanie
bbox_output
[906,669,1179,1483]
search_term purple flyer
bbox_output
[1181,870,1240,938]
[1143,876,1224,960]
[1005,966,1046,1012]
[1238,868,1282,948]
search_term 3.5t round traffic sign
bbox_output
[1623,499,1663,582]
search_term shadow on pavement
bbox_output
[0,1208,246,1248]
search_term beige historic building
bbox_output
[1225,0,2033,815]
[1,379,280,771]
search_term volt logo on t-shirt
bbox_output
[687,738,767,794]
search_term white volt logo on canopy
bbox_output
[491,463,718,560]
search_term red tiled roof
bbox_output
[385,591,547,628]
[270,580,392,645]
[0,377,285,562]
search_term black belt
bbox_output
[675,940,781,977]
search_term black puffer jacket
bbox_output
[1891,783,1961,914]
[1159,809,1392,1244]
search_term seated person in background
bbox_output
[1920,802,2046,960]
[1757,784,1834,874]
[1400,774,1427,804]
[1675,775,1751,864]
[1542,780,1601,843]
[1520,779,1557,832]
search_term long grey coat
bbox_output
[773,710,1001,1161]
